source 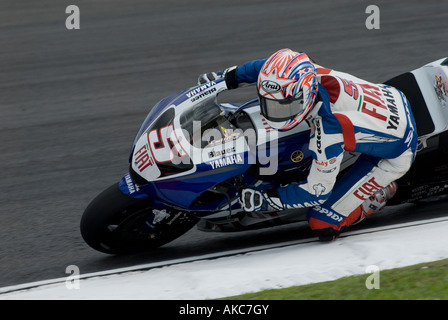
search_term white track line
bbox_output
[1,216,447,295]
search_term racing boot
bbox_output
[313,182,397,241]
[352,181,398,225]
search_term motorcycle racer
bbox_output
[200,48,418,241]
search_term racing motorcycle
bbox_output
[81,57,448,254]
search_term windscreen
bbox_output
[180,99,237,149]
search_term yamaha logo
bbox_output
[261,80,281,93]
[291,150,304,163]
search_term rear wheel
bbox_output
[80,183,198,254]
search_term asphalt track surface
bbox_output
[1,0,448,288]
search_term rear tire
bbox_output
[80,183,198,254]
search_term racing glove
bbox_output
[239,188,284,212]
[197,66,238,89]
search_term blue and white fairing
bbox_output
[119,78,313,210]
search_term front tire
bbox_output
[80,183,198,254]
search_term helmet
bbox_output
[257,49,318,131]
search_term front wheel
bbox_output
[80,183,199,254]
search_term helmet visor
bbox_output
[259,94,305,122]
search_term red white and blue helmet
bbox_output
[257,49,318,131]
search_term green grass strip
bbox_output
[220,258,448,300]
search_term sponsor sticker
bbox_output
[261,80,281,93]
[434,73,448,107]
[291,150,304,163]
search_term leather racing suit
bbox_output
[232,59,418,238]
